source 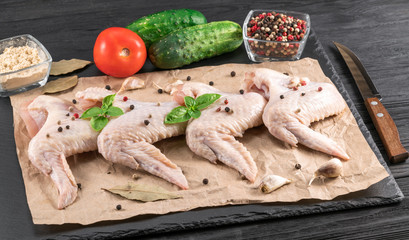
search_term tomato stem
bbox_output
[120,48,130,57]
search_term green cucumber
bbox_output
[126,9,207,48]
[149,21,243,69]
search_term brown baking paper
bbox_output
[10,58,389,225]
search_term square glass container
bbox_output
[0,34,52,97]
[243,10,310,62]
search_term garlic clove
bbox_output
[259,174,291,194]
[309,158,343,186]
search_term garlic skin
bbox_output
[315,158,343,178]
[309,158,343,185]
[259,174,291,194]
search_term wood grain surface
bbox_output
[1,0,409,239]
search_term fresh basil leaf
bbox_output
[164,106,191,124]
[184,96,196,108]
[80,107,104,119]
[189,109,201,119]
[106,106,124,117]
[195,93,221,110]
[90,116,109,131]
[102,94,116,109]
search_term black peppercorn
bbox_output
[116,204,122,210]
[66,113,70,117]
[301,92,305,96]
[225,107,230,112]
[144,120,150,126]
[202,178,209,185]
[158,89,163,94]
[72,99,77,104]
[186,76,191,81]
[77,183,82,189]
[239,89,244,94]
[130,104,135,110]
[231,71,236,77]
[283,72,289,76]
[209,81,214,86]
[66,125,70,129]
[295,163,302,169]
[280,95,284,99]
[105,85,111,90]
[58,127,63,132]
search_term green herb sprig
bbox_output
[165,93,221,124]
[80,94,124,131]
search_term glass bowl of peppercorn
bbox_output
[243,10,310,62]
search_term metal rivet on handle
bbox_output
[371,101,378,105]
[377,113,384,117]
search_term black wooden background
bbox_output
[1,0,409,239]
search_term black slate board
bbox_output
[7,30,404,240]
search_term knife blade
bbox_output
[334,41,408,163]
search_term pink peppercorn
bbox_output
[318,87,323,92]
[74,113,79,118]
[123,96,128,101]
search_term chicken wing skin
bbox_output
[244,68,349,160]
[172,82,267,182]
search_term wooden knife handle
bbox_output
[365,97,408,163]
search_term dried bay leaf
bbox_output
[50,59,92,75]
[43,75,78,94]
[103,182,182,202]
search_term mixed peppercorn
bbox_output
[246,11,308,59]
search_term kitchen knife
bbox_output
[334,41,408,163]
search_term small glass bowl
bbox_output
[0,34,52,97]
[243,10,310,62]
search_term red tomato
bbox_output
[93,27,147,78]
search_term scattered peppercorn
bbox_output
[105,85,111,90]
[216,107,221,112]
[57,127,63,132]
[71,116,75,121]
[57,120,61,125]
[157,102,161,106]
[107,171,111,174]
[46,133,50,138]
[295,108,301,113]
[66,113,70,117]
[231,71,236,77]
[130,104,135,110]
[123,96,128,101]
[295,163,302,169]
[202,178,209,185]
[66,125,70,129]
[209,81,214,86]
[144,120,150,126]
[318,87,323,92]
[186,76,191,81]
[283,72,289,76]
[293,87,298,91]
[224,99,229,104]
[301,92,306,96]
[148,114,152,118]
[74,113,79,118]
[77,183,82,189]
[239,89,244,94]
[225,107,230,112]
[280,95,284,99]
[116,204,122,210]
[72,99,77,104]
[69,106,74,112]
[157,89,163,94]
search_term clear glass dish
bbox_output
[0,34,52,97]
[243,10,310,62]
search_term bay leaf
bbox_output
[43,75,78,94]
[103,182,182,202]
[50,59,92,75]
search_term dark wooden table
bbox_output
[1,0,409,239]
